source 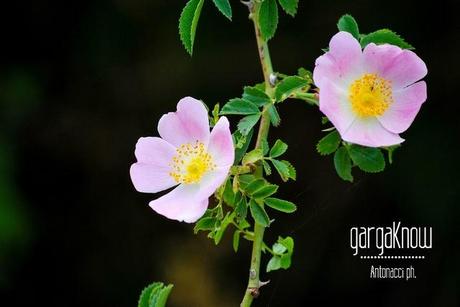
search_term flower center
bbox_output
[349,73,393,117]
[169,141,216,184]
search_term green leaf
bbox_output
[278,236,294,253]
[249,199,270,227]
[275,76,308,102]
[152,284,174,307]
[244,178,266,195]
[337,14,360,39]
[259,0,279,41]
[237,114,261,136]
[261,139,270,156]
[297,67,313,82]
[214,212,234,244]
[220,98,260,115]
[233,230,240,252]
[264,197,296,213]
[284,160,296,180]
[242,148,264,165]
[243,86,271,107]
[348,145,386,173]
[251,184,278,199]
[138,283,162,307]
[267,104,281,127]
[271,159,295,181]
[316,131,341,155]
[194,217,217,234]
[233,129,253,165]
[179,0,205,55]
[334,147,353,182]
[360,29,414,50]
[266,256,281,272]
[280,253,291,269]
[212,0,232,20]
[269,139,288,158]
[238,174,257,190]
[223,179,235,206]
[273,242,287,254]
[278,0,298,17]
[138,282,173,307]
[262,160,272,176]
[235,196,248,221]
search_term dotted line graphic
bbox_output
[360,255,425,259]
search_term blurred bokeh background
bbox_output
[1,0,459,306]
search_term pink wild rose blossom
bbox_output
[130,97,234,223]
[313,31,427,147]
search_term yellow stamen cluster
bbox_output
[349,73,393,117]
[169,140,216,184]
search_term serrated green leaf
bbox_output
[244,178,266,195]
[238,174,257,190]
[214,212,235,244]
[283,160,296,180]
[261,139,270,156]
[138,283,162,307]
[212,0,232,20]
[194,217,217,234]
[251,184,278,199]
[235,196,248,221]
[264,197,296,213]
[243,86,271,107]
[266,256,281,272]
[179,0,205,55]
[233,230,240,252]
[348,145,386,173]
[275,76,308,102]
[337,14,360,39]
[242,148,264,165]
[334,146,353,182]
[249,199,270,227]
[278,0,298,17]
[223,179,235,207]
[262,160,272,176]
[270,139,288,158]
[152,284,174,307]
[233,129,253,165]
[273,242,287,254]
[267,104,281,127]
[220,98,260,115]
[271,159,293,181]
[316,131,341,155]
[259,0,279,41]
[237,114,261,136]
[278,236,294,253]
[360,29,414,49]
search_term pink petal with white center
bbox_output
[378,81,427,134]
[342,117,404,147]
[157,97,210,147]
[363,43,427,89]
[149,185,209,223]
[130,137,177,193]
[208,116,234,167]
[319,79,356,135]
[313,31,363,89]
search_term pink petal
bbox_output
[319,79,356,135]
[149,185,209,223]
[313,31,363,89]
[195,167,230,200]
[157,97,210,147]
[363,43,427,89]
[378,81,427,134]
[208,116,234,167]
[342,117,404,147]
[130,137,177,193]
[130,163,176,193]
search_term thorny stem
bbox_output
[240,1,274,306]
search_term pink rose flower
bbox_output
[130,97,234,223]
[313,31,427,147]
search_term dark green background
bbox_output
[1,0,458,306]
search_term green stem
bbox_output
[240,2,274,306]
